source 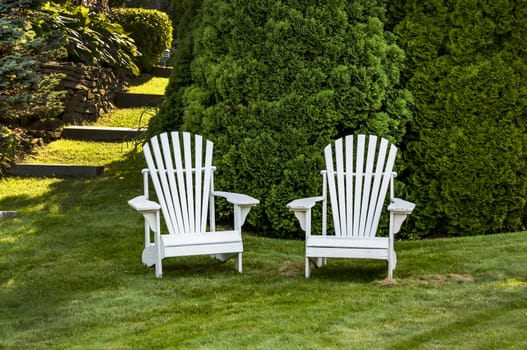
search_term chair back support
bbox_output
[324,134,397,237]
[143,131,214,235]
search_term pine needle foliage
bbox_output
[152,0,412,238]
[0,0,66,171]
[0,0,66,124]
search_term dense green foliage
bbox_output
[0,126,16,175]
[110,7,173,72]
[391,0,527,237]
[38,2,140,74]
[0,0,65,169]
[0,0,66,123]
[153,0,412,237]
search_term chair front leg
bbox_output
[153,211,163,278]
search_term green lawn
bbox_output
[1,166,526,349]
[126,76,168,95]
[1,77,526,349]
[91,106,156,128]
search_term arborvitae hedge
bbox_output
[152,0,412,237]
[393,0,527,237]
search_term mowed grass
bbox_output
[1,77,527,348]
[1,167,526,349]
[126,76,168,95]
[90,106,156,128]
[21,140,139,165]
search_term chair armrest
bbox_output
[128,195,161,213]
[286,196,324,211]
[388,198,415,214]
[286,196,323,234]
[212,191,259,207]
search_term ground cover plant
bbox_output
[1,79,527,348]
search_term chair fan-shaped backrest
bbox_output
[324,135,397,237]
[143,132,214,235]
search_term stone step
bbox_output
[62,126,146,142]
[7,164,104,178]
[114,92,164,108]
[152,66,173,78]
[0,211,20,220]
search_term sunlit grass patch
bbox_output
[21,139,140,165]
[92,107,156,128]
[127,76,168,95]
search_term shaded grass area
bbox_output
[126,76,168,95]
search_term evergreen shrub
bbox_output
[392,0,527,237]
[0,1,65,131]
[152,0,412,238]
[111,7,173,72]
[0,0,67,174]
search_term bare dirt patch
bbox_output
[278,261,302,277]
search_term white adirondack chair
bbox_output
[128,131,259,277]
[287,135,415,279]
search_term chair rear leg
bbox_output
[155,247,163,278]
[235,253,242,273]
[387,251,397,280]
[155,260,163,278]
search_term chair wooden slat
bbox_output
[358,136,377,237]
[144,137,175,235]
[344,135,354,237]
[324,144,340,237]
[194,134,203,233]
[171,132,190,233]
[370,144,397,236]
[353,135,365,237]
[364,138,388,236]
[159,133,185,234]
[182,133,195,232]
[335,138,346,236]
[200,140,213,232]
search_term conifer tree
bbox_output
[0,0,65,168]
[153,0,412,237]
[0,0,65,126]
[393,0,527,237]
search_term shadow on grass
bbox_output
[2,148,527,347]
[127,74,153,87]
[0,149,147,320]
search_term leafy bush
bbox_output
[392,0,527,237]
[110,7,173,73]
[152,0,412,238]
[37,1,140,74]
